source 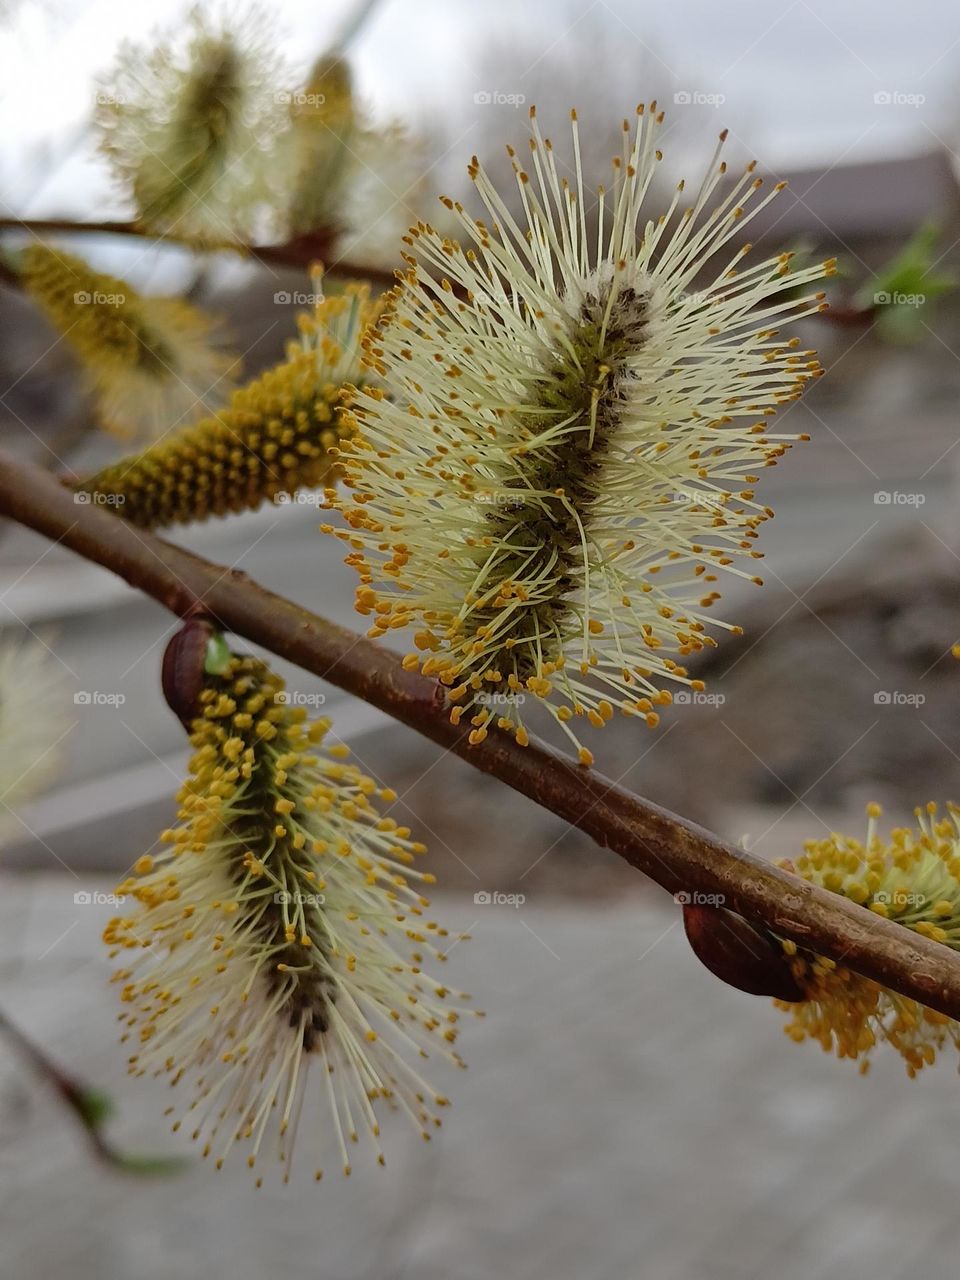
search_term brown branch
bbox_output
[0,1006,112,1160]
[2,447,960,1020]
[0,217,397,291]
[0,1007,187,1173]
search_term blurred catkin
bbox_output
[286,56,357,239]
[283,54,424,266]
[75,280,381,529]
[19,244,236,440]
[97,6,292,242]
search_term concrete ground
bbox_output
[1,874,958,1280]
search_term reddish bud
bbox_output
[162,618,216,729]
[682,903,805,1001]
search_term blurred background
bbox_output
[3,1,960,1276]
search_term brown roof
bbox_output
[733,150,960,244]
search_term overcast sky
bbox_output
[2,0,960,217]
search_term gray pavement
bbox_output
[1,875,958,1280]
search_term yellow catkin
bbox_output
[774,802,960,1076]
[287,55,356,237]
[19,244,236,439]
[96,7,290,242]
[325,108,831,759]
[75,280,382,528]
[104,652,475,1181]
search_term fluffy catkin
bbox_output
[76,281,380,528]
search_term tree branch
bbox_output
[0,1007,186,1173]
[0,1005,115,1161]
[2,447,960,1019]
[0,217,397,290]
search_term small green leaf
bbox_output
[204,632,232,675]
[74,1085,114,1130]
[110,1152,192,1177]
[855,222,957,343]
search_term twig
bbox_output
[0,217,398,290]
[0,1006,183,1172]
[0,1006,115,1160]
[1,447,960,1019]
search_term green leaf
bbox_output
[203,631,232,675]
[109,1151,192,1177]
[74,1085,114,1130]
[855,222,958,343]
